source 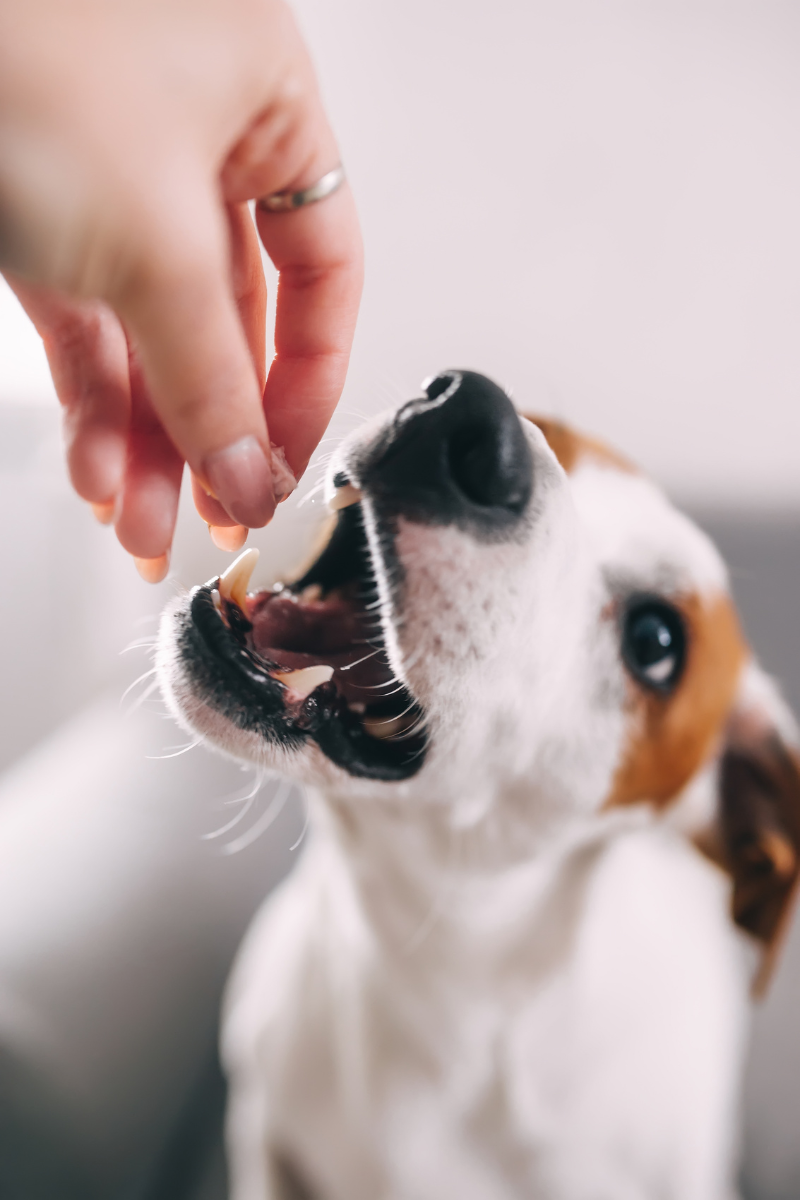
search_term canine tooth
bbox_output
[218,547,259,611]
[299,584,323,603]
[329,483,362,511]
[273,665,334,700]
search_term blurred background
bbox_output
[1,1,799,1196]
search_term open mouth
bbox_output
[184,497,427,781]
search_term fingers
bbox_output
[6,273,179,570]
[191,470,249,555]
[4,275,130,505]
[189,202,269,542]
[192,471,234,526]
[228,202,268,394]
[209,523,249,553]
[114,348,183,562]
[256,178,363,478]
[221,33,363,483]
[112,196,276,529]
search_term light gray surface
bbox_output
[694,512,800,1200]
[0,692,302,1199]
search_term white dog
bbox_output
[158,370,800,1200]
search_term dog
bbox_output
[158,370,800,1200]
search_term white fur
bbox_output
[158,409,779,1200]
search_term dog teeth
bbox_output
[218,548,259,611]
[329,483,362,511]
[298,584,323,603]
[273,665,334,700]
[362,714,416,740]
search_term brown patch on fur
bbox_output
[607,592,746,810]
[521,413,636,476]
[699,727,800,995]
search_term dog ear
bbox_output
[717,662,800,994]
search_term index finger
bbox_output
[255,177,363,479]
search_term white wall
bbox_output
[296,0,800,507]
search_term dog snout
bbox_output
[361,370,534,535]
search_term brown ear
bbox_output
[717,665,800,995]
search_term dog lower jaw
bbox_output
[157,578,429,783]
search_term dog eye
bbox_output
[622,600,686,691]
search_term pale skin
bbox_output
[0,0,363,580]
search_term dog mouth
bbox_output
[183,497,427,781]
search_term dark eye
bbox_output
[622,599,686,691]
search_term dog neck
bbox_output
[305,780,654,992]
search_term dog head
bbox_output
[158,370,800,981]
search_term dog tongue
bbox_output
[250,591,364,658]
[249,590,389,703]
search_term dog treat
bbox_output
[270,443,297,502]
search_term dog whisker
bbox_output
[338,649,381,672]
[356,680,406,694]
[203,795,257,840]
[125,680,165,714]
[297,480,327,507]
[400,646,424,673]
[145,739,202,760]
[119,667,158,704]
[223,774,266,806]
[132,613,160,627]
[289,789,310,851]
[222,778,293,855]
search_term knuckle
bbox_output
[44,303,107,359]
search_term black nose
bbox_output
[361,370,533,536]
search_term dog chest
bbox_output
[223,825,750,1200]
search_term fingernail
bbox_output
[91,500,116,526]
[270,443,298,503]
[204,437,275,527]
[134,553,170,584]
[208,524,248,552]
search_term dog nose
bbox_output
[363,370,533,532]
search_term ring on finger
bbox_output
[258,165,345,213]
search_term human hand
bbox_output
[0,0,363,579]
